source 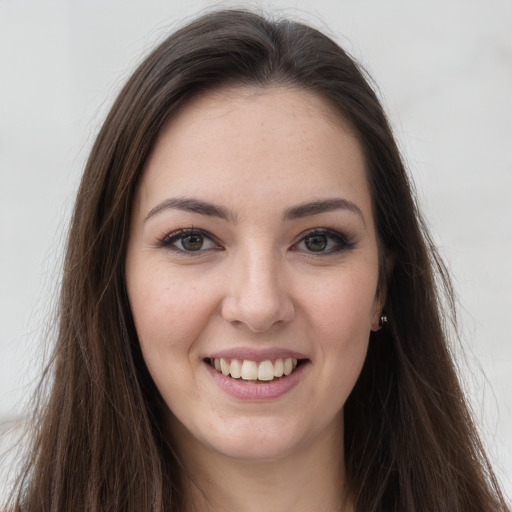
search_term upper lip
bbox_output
[205,347,309,362]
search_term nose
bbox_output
[220,247,295,333]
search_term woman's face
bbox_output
[125,87,382,462]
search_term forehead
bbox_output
[157,85,356,150]
[135,86,372,222]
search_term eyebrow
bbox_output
[145,197,235,222]
[144,196,365,225]
[283,198,365,225]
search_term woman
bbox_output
[9,8,507,512]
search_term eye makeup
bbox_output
[158,227,222,254]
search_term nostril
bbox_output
[219,285,295,333]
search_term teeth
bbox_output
[283,358,293,376]
[220,358,230,376]
[241,360,258,380]
[257,360,274,381]
[212,357,299,381]
[229,359,241,379]
[274,358,284,377]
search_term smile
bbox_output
[209,357,299,381]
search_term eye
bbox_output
[160,228,219,253]
[294,229,354,254]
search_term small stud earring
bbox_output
[374,315,388,331]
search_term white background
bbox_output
[1,0,511,499]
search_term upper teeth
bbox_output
[213,357,298,380]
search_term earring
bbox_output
[374,315,388,331]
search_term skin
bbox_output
[125,86,383,511]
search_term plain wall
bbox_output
[1,0,510,497]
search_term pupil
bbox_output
[182,234,203,251]
[305,235,327,252]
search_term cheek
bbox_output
[126,263,218,355]
[302,268,377,391]
[126,264,222,409]
[304,265,379,335]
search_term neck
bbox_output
[177,422,352,512]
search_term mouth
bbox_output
[206,357,305,383]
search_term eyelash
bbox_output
[159,228,221,254]
[292,228,355,254]
[158,227,355,255]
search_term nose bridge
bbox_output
[221,241,294,332]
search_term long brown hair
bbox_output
[10,9,507,512]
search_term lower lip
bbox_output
[204,361,309,400]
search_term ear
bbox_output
[370,289,386,332]
[370,252,394,331]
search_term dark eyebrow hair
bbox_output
[145,196,365,226]
[283,198,365,225]
[144,197,235,222]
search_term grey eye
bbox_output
[304,234,328,252]
[181,233,205,251]
[162,229,219,253]
[294,229,354,254]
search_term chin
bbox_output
[195,413,341,464]
[208,432,303,462]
